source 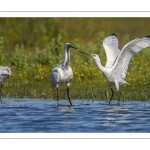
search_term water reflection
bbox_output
[55,105,74,113]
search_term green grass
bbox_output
[1,17,150,101]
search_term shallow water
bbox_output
[0,98,150,133]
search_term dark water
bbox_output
[0,98,150,133]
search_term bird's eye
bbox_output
[93,54,96,57]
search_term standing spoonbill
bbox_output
[0,66,12,102]
[50,43,79,105]
[80,33,150,105]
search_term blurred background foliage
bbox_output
[1,17,150,99]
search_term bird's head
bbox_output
[65,43,80,52]
[91,54,100,60]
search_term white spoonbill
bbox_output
[81,33,150,105]
[0,66,12,102]
[50,43,79,105]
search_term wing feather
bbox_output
[112,35,150,78]
[103,33,120,67]
[50,67,61,87]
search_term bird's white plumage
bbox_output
[103,33,120,67]
[0,66,12,84]
[112,36,150,78]
[50,63,73,88]
[50,42,74,88]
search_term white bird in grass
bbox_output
[50,43,79,105]
[0,66,12,102]
[81,33,150,105]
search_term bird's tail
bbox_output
[122,79,130,85]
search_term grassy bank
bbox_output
[1,18,150,100]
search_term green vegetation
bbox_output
[1,17,150,101]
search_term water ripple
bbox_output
[0,98,150,132]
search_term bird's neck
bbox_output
[63,48,70,67]
[94,59,106,73]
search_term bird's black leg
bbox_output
[67,86,72,106]
[117,90,121,106]
[56,87,59,105]
[108,86,114,105]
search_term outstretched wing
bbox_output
[112,35,150,78]
[103,33,120,67]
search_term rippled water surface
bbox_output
[0,98,150,132]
